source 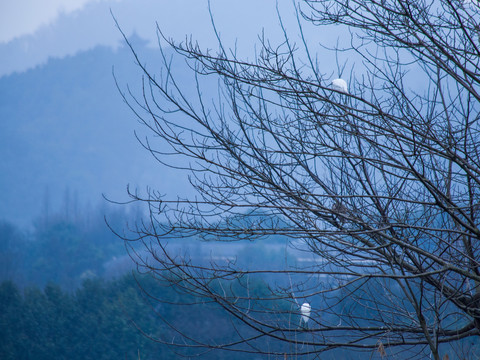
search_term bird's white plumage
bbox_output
[331,78,348,93]
[300,302,311,324]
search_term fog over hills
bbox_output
[0,35,193,226]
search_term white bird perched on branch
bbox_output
[300,302,311,328]
[331,78,348,93]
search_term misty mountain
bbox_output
[0,35,192,226]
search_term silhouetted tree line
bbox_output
[0,273,253,360]
[0,206,300,290]
[0,205,136,289]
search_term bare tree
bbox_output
[116,1,480,359]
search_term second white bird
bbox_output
[300,302,311,326]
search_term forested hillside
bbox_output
[0,35,190,227]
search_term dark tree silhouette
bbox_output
[117,1,480,359]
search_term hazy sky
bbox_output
[0,0,320,77]
[0,0,107,42]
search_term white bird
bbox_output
[300,302,311,327]
[331,78,348,93]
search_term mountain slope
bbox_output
[0,37,191,226]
